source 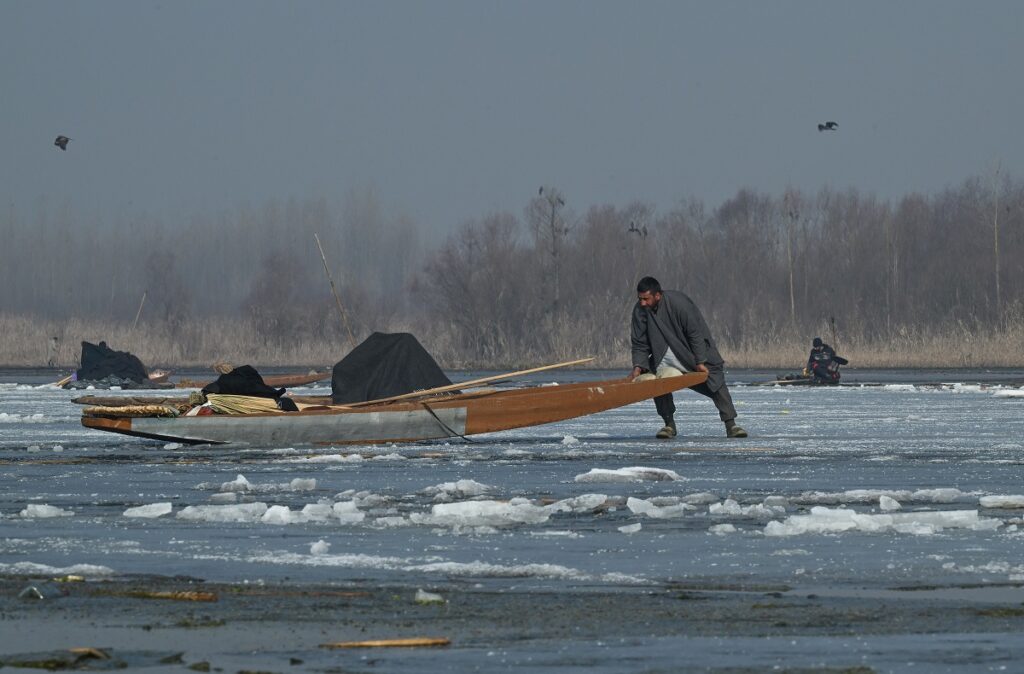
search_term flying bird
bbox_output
[627,222,648,237]
[54,135,71,150]
[817,121,838,132]
[538,186,544,196]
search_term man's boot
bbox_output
[656,416,677,439]
[725,420,748,438]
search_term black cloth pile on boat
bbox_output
[331,332,453,404]
[65,341,172,390]
[201,365,299,411]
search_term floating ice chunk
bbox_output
[424,479,491,502]
[0,413,47,423]
[709,499,743,516]
[883,384,916,391]
[911,488,967,503]
[352,492,389,508]
[627,497,693,519]
[709,523,737,535]
[262,505,299,524]
[310,539,330,555]
[209,492,237,504]
[547,494,609,514]
[797,488,969,505]
[124,502,172,518]
[764,506,1001,537]
[709,499,785,517]
[980,495,1024,509]
[575,466,682,483]
[561,435,579,445]
[220,474,252,492]
[20,504,72,518]
[879,495,901,512]
[619,522,642,534]
[410,500,551,528]
[994,389,1024,398]
[300,503,334,521]
[682,492,720,505]
[289,478,317,491]
[372,453,406,461]
[163,443,182,450]
[0,562,114,577]
[405,560,584,580]
[415,588,446,604]
[332,501,366,524]
[177,502,268,523]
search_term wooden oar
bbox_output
[320,637,450,649]
[52,375,73,387]
[343,357,595,408]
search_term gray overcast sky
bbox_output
[2,1,1022,233]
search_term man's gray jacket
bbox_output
[631,289,725,393]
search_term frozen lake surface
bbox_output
[2,369,1024,672]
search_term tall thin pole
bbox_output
[314,233,356,349]
[132,290,147,330]
[992,161,1002,318]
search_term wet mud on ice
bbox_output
[3,575,1024,673]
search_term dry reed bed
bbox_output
[2,313,1023,370]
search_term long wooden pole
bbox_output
[132,290,147,330]
[343,357,595,408]
[314,233,356,349]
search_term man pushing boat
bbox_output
[629,276,747,439]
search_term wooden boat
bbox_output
[81,372,707,446]
[173,371,331,389]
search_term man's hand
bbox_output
[696,363,709,374]
[629,366,643,381]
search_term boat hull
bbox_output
[82,373,707,446]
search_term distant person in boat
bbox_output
[805,337,848,383]
[629,276,747,439]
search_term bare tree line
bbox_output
[2,173,1023,367]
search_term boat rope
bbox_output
[420,401,475,443]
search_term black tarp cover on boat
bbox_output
[76,341,149,383]
[202,365,286,399]
[331,332,452,404]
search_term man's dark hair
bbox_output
[636,276,662,294]
[812,337,823,347]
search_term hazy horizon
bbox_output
[3,1,1023,234]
